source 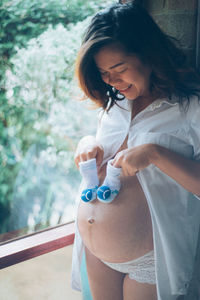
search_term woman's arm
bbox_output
[112,143,200,197]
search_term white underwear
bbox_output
[101,250,156,285]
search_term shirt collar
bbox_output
[123,96,179,113]
[148,97,179,111]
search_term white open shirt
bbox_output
[71,95,200,299]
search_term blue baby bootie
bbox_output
[81,186,98,202]
[97,185,118,203]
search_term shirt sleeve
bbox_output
[186,96,200,161]
[186,96,200,200]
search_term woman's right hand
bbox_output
[74,135,104,169]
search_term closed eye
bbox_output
[100,68,127,76]
[100,71,108,76]
[117,68,127,73]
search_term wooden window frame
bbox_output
[0,221,75,269]
[196,0,200,72]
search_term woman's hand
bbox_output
[112,142,200,196]
[74,135,104,169]
[112,144,155,176]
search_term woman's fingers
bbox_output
[74,137,104,168]
[96,146,104,168]
[112,150,124,168]
[74,151,93,168]
[112,149,137,176]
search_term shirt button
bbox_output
[184,282,189,288]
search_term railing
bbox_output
[0,221,75,269]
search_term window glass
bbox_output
[0,0,113,243]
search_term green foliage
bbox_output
[0,0,109,59]
[0,0,114,233]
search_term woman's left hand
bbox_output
[112,144,155,176]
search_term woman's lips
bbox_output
[119,84,132,93]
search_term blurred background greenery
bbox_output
[0,0,113,235]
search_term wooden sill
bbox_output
[0,221,75,269]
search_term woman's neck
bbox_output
[131,93,160,119]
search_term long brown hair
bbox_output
[76,1,200,111]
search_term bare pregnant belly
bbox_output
[78,166,153,263]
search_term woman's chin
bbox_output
[124,93,138,101]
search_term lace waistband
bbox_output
[102,250,156,284]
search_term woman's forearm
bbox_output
[150,144,200,197]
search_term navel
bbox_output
[88,217,95,224]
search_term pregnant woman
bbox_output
[72,2,200,299]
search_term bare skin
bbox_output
[77,138,157,300]
[78,163,153,262]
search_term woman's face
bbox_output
[94,44,152,101]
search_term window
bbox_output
[0,0,113,263]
